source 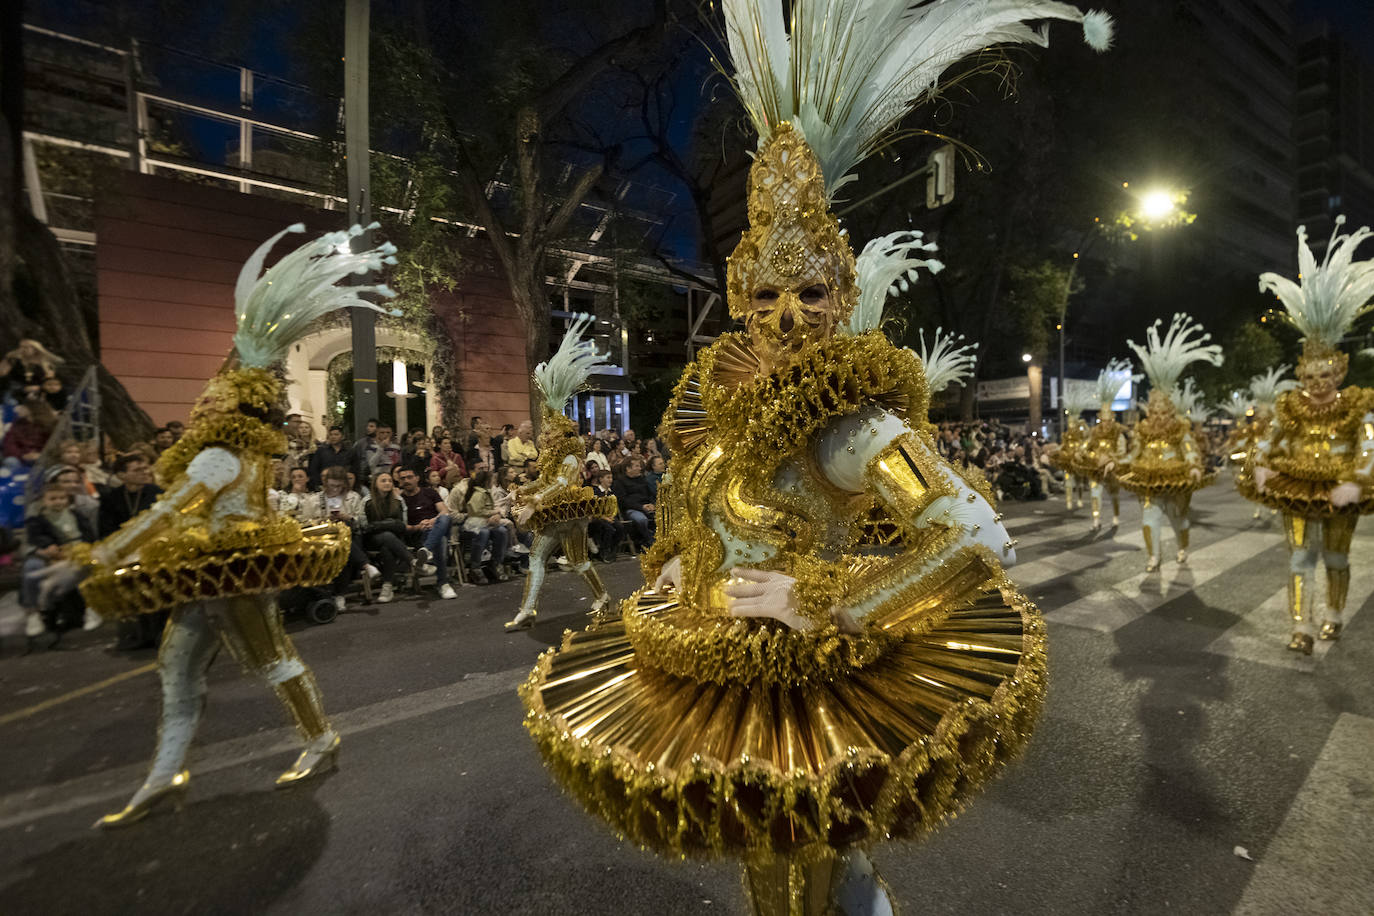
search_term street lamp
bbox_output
[388,358,417,437]
[1021,353,1033,363]
[1055,184,1194,436]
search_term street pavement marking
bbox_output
[1207,546,1374,672]
[1232,714,1374,916]
[1046,529,1279,634]
[0,664,157,728]
[0,664,529,830]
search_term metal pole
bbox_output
[345,0,378,440]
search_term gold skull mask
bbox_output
[1297,341,1347,398]
[726,123,857,369]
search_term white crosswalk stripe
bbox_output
[1045,528,1279,633]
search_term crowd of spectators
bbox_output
[3,348,671,650]
[931,419,1062,501]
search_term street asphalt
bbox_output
[1,482,1372,915]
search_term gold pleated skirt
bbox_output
[1117,464,1215,498]
[519,587,1045,862]
[1236,470,1374,518]
[80,522,351,619]
[529,493,618,531]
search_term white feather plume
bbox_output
[913,326,977,394]
[1214,389,1251,421]
[1248,364,1297,410]
[1062,388,1098,417]
[533,314,610,413]
[847,230,943,334]
[1094,357,1136,406]
[1127,313,1223,394]
[1171,377,1205,420]
[721,0,1114,195]
[1258,217,1374,352]
[234,223,398,369]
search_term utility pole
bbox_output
[345,0,378,439]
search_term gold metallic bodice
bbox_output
[1083,418,1126,465]
[1269,389,1373,482]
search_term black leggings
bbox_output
[364,530,412,581]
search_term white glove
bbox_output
[1331,481,1362,508]
[1253,466,1272,493]
[515,504,535,526]
[723,567,811,631]
[35,559,88,607]
[653,555,682,592]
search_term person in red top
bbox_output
[2,401,52,469]
[430,435,467,480]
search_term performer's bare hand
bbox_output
[653,555,681,592]
[515,504,535,526]
[1331,481,1362,508]
[724,567,811,631]
[1253,466,1272,492]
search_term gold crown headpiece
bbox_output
[725,124,856,322]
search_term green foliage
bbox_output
[1004,259,1076,362]
[1190,322,1283,404]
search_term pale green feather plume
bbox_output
[913,326,977,394]
[234,223,398,369]
[1127,313,1223,394]
[1248,364,1296,410]
[1063,388,1098,417]
[1094,357,1137,406]
[1171,377,1205,421]
[1259,217,1374,352]
[720,0,1113,196]
[847,230,943,335]
[1214,390,1251,422]
[534,314,610,413]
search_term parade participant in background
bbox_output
[41,223,398,827]
[504,316,616,630]
[1053,389,1098,513]
[1245,219,1374,654]
[1116,314,1223,573]
[1227,367,1296,521]
[517,3,1111,912]
[1080,358,1134,531]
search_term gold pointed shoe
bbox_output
[276,733,341,788]
[1176,549,1188,566]
[1287,632,1315,656]
[1145,557,1160,573]
[505,609,535,631]
[94,771,189,829]
[1320,621,1343,641]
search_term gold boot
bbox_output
[1320,621,1343,641]
[95,770,189,829]
[1288,632,1315,655]
[1322,566,1350,640]
[505,608,536,631]
[276,732,341,787]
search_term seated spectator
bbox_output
[354,417,379,455]
[152,427,176,456]
[444,466,470,507]
[504,420,539,466]
[22,482,98,643]
[307,425,359,491]
[1,339,61,402]
[80,440,110,488]
[645,455,666,496]
[394,466,457,599]
[464,425,494,473]
[364,424,403,480]
[40,375,68,413]
[583,459,601,484]
[401,434,435,480]
[303,466,377,611]
[612,457,656,549]
[518,457,539,486]
[48,465,99,528]
[493,423,515,466]
[54,440,98,495]
[427,468,450,503]
[98,453,162,537]
[285,415,316,471]
[587,468,622,561]
[432,436,467,481]
[363,471,414,604]
[167,420,186,442]
[586,438,611,472]
[2,401,52,469]
[459,469,510,584]
[277,467,314,519]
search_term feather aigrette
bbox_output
[1062,388,1098,418]
[913,326,977,394]
[1248,364,1296,410]
[1172,377,1205,421]
[720,0,1114,196]
[234,223,398,369]
[534,314,611,413]
[847,230,943,335]
[1127,313,1223,395]
[1094,357,1136,406]
[1215,389,1251,422]
[1258,217,1374,353]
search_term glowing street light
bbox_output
[1140,190,1176,221]
[1022,353,1033,363]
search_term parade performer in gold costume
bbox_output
[1223,367,1294,520]
[1052,390,1096,512]
[43,224,397,827]
[1080,359,1134,531]
[1245,218,1374,654]
[505,315,617,631]
[1115,315,1223,572]
[517,2,1111,913]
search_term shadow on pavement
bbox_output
[1,786,331,916]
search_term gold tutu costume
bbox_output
[1241,388,1374,517]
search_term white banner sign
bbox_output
[976,376,1031,401]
